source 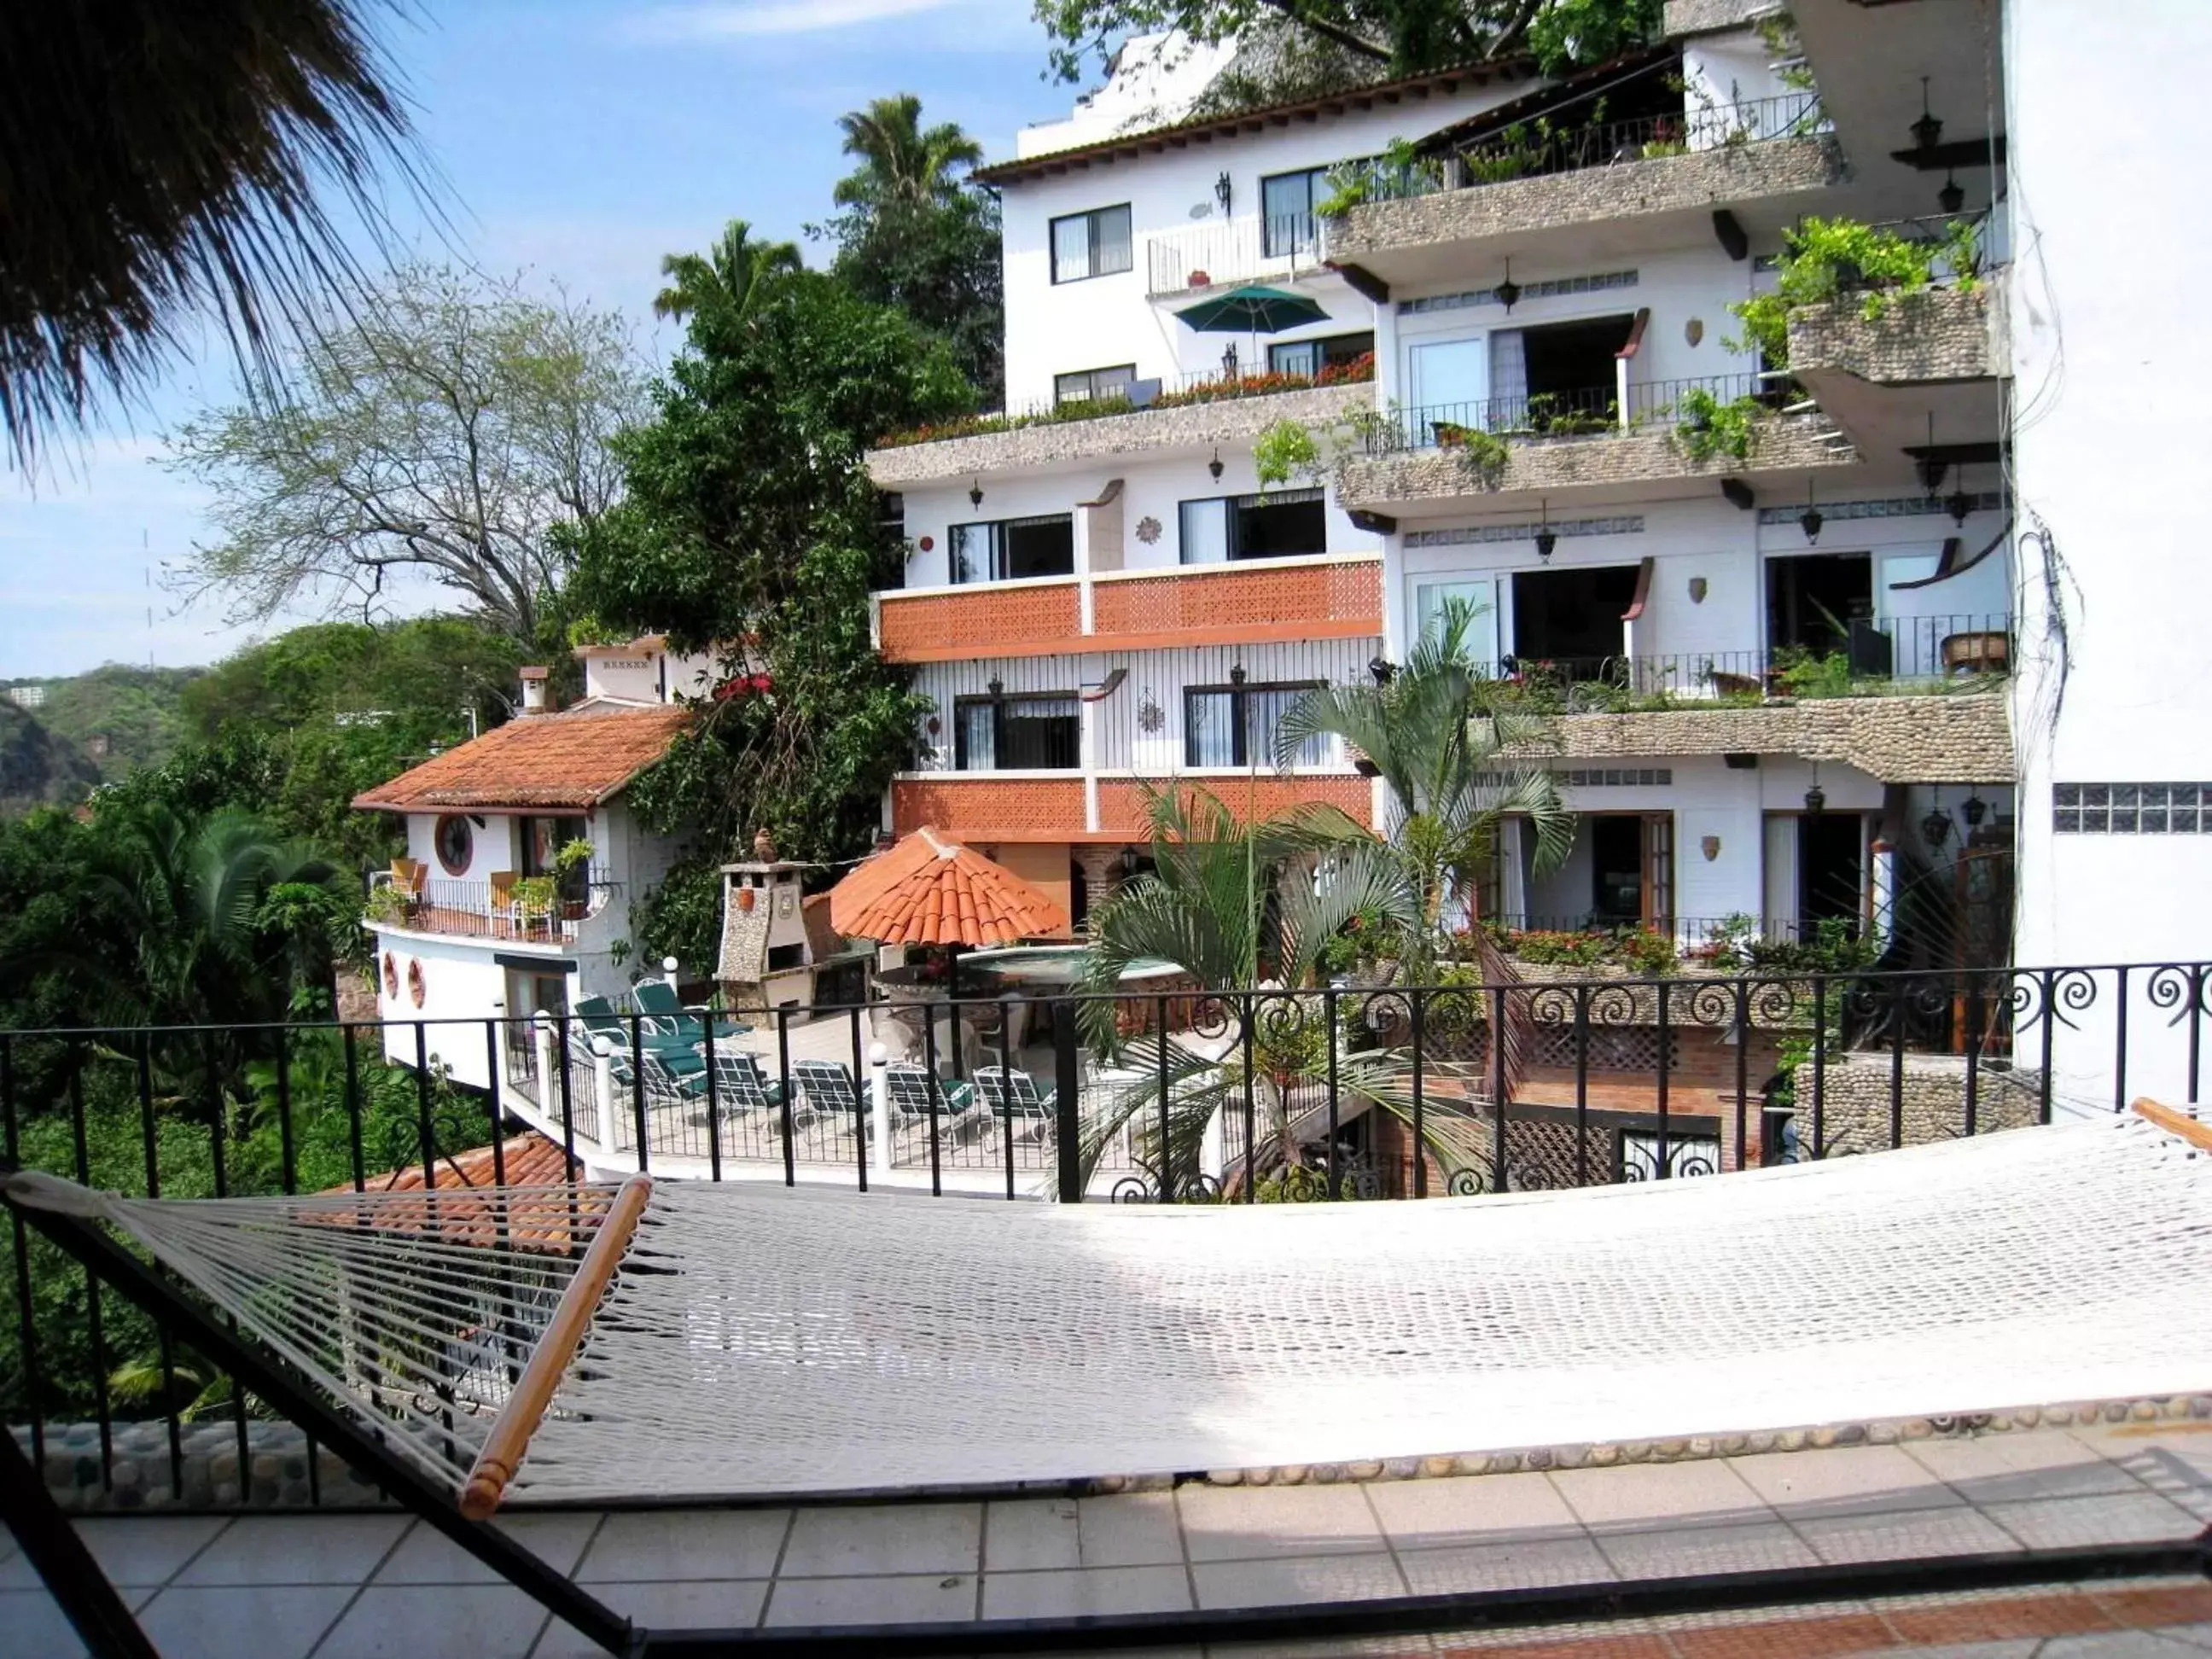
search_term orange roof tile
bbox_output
[317,1132,597,1253]
[352,703,691,812]
[828,826,1069,947]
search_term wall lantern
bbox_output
[1938,171,1965,215]
[1222,343,1240,377]
[1911,77,1943,152]
[1962,793,1989,828]
[1916,414,1947,492]
[1495,257,1522,312]
[1229,663,1248,685]
[987,674,1004,696]
[1946,463,1974,526]
[1922,802,1953,848]
[1799,481,1824,544]
[1533,498,1557,562]
[1121,845,1140,878]
[1208,447,1225,481]
[1368,655,1396,685]
[969,478,985,509]
[1804,764,1825,816]
[1214,171,1233,215]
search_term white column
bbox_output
[532,1014,556,1114]
[868,1042,894,1181]
[1200,1103,1225,1185]
[1499,817,1528,928]
[662,955,680,992]
[591,1038,619,1150]
[1869,836,1897,948]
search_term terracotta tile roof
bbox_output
[827,826,1068,946]
[317,1131,599,1254]
[352,702,691,812]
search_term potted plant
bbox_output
[510,875,559,937]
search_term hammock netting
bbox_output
[9,1113,2211,1504]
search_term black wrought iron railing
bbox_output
[1445,91,1829,189]
[365,866,621,940]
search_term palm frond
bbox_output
[0,0,427,464]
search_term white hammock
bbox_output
[8,1109,2211,1509]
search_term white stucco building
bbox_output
[352,643,703,1090]
[866,5,2016,963]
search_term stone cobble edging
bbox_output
[1664,0,1783,38]
[865,381,1371,486]
[18,1419,394,1514]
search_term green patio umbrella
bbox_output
[1174,284,1330,378]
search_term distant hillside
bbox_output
[0,702,102,814]
[3,664,201,783]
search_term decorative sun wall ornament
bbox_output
[1688,576,1708,604]
[1134,515,1163,544]
[1138,691,1166,733]
[1701,835,1721,862]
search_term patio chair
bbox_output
[389,858,426,915]
[974,1066,1057,1140]
[879,1062,978,1137]
[632,980,749,1042]
[576,997,704,1078]
[793,1060,870,1136]
[487,870,519,934]
[703,1046,785,1117]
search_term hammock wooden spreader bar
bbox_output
[2130,1096,2212,1151]
[460,1173,652,1521]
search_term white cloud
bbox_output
[635,0,960,38]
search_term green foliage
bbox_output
[811,96,1004,405]
[1671,386,1761,462]
[34,665,201,781]
[1316,137,1441,215]
[1435,421,1511,481]
[630,853,725,975]
[1472,923,1679,975]
[1253,417,1322,488]
[1729,215,1983,372]
[165,264,646,643]
[0,701,102,813]
[1698,912,1879,975]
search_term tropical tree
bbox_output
[652,219,802,350]
[0,0,421,463]
[165,264,647,643]
[815,96,1004,402]
[1076,785,1434,1196]
[1273,596,1575,983]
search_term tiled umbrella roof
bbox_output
[827,826,1068,946]
[351,701,692,812]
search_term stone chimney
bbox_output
[518,667,550,715]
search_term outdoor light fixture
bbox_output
[1962,793,1989,828]
[1923,795,1953,848]
[1534,498,1557,562]
[1947,480,1975,527]
[1938,171,1965,215]
[1229,663,1248,685]
[1799,481,1824,544]
[1369,655,1396,685]
[1222,343,1240,377]
[1804,765,1826,816]
[987,675,1004,696]
[1121,845,1139,878]
[1208,448,1225,481]
[1911,78,1943,152]
[969,478,985,509]
[1214,171,1233,215]
[1495,257,1522,312]
[1916,414,1947,492]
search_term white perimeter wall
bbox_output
[2007,0,2212,1103]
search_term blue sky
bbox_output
[0,0,1077,679]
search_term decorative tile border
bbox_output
[1400,271,1639,316]
[1756,492,2004,526]
[1407,516,1645,547]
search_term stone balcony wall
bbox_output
[1809,1051,2044,1157]
[1789,282,2004,386]
[1499,693,2016,783]
[1664,0,1782,38]
[1336,413,1857,510]
[1327,136,1843,265]
[866,381,1371,487]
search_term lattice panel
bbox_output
[1535,1024,1680,1073]
[892,777,1087,840]
[1095,775,1372,836]
[878,583,1082,661]
[1091,558,1382,643]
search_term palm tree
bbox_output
[1076,785,1434,1197]
[0,0,422,463]
[832,95,985,213]
[651,219,801,345]
[1275,597,1576,983]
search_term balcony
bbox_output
[366,869,621,944]
[1336,375,1860,514]
[876,552,1382,664]
[890,771,1375,842]
[866,370,1371,486]
[1325,95,1841,288]
[875,576,1083,663]
[1145,212,1333,298]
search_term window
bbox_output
[1260,167,1328,258]
[1178,488,1327,564]
[1054,364,1137,406]
[432,815,473,876]
[1185,679,1326,769]
[1268,331,1375,378]
[954,690,1081,771]
[522,815,589,903]
[949,515,1074,584]
[2055,783,2212,834]
[1050,204,1132,282]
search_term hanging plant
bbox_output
[1252,418,1322,490]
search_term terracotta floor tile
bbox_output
[1667,1610,1895,1658]
[2092,1583,2212,1628]
[1435,1636,1672,1659]
[1881,1590,2120,1644]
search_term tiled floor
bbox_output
[2,1424,2208,1657]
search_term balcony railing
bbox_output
[1360,372,1789,455]
[367,868,620,941]
[1145,212,1333,297]
[873,358,1373,450]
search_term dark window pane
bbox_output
[1002,515,1074,578]
[1231,491,1327,560]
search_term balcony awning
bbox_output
[828,826,1068,947]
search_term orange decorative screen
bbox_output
[877,583,1082,662]
[1090,558,1381,650]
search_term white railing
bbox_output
[1146,213,1333,298]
